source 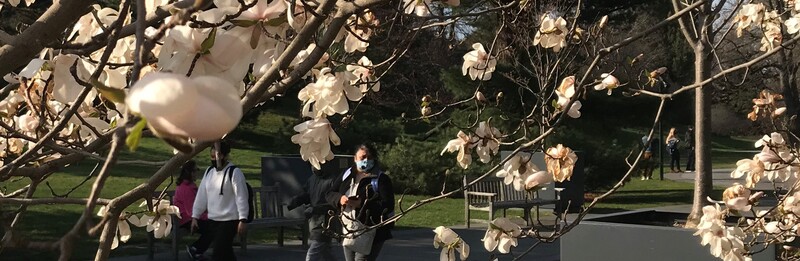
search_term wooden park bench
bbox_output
[146,183,308,260]
[463,176,559,228]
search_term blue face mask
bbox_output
[356,159,375,172]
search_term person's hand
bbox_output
[340,195,349,206]
[238,221,247,235]
[191,219,198,234]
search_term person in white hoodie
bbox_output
[190,141,249,261]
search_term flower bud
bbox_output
[422,95,431,103]
[475,91,487,103]
[421,106,432,117]
[598,15,608,30]
[496,92,504,105]
[126,72,242,141]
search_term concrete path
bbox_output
[109,225,561,261]
[663,168,796,190]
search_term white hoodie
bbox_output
[192,162,249,221]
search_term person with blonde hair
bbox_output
[666,128,682,173]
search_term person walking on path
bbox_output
[328,143,395,261]
[288,165,339,261]
[190,141,249,261]
[640,136,655,180]
[174,160,211,260]
[685,126,695,172]
[666,128,682,173]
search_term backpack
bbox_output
[205,165,255,223]
[667,139,679,153]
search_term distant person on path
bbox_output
[288,165,339,261]
[685,126,695,172]
[328,144,395,261]
[640,135,655,180]
[175,160,211,260]
[666,128,682,173]
[190,141,249,261]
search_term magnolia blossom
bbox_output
[402,0,432,16]
[786,15,800,34]
[731,156,765,188]
[555,76,582,118]
[441,131,472,169]
[545,144,578,182]
[133,200,181,239]
[462,43,497,81]
[297,68,362,118]
[16,113,39,133]
[346,56,381,94]
[291,118,341,169]
[593,73,619,95]
[158,26,253,87]
[754,132,798,183]
[784,191,800,216]
[748,90,785,121]
[694,204,747,260]
[343,11,379,53]
[496,152,540,191]
[96,206,132,249]
[126,72,243,141]
[524,170,553,191]
[533,13,568,52]
[69,5,120,44]
[483,217,521,254]
[433,226,469,261]
[721,184,752,212]
[735,3,765,37]
[472,121,501,163]
[759,11,782,51]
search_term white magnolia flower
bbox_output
[291,118,341,170]
[694,204,746,259]
[51,54,98,106]
[731,156,765,188]
[126,72,243,141]
[346,56,381,94]
[472,121,501,163]
[759,11,782,51]
[69,5,120,44]
[96,206,133,249]
[483,217,521,254]
[16,113,39,133]
[555,76,581,118]
[786,15,800,34]
[533,13,568,52]
[402,0,432,16]
[545,144,578,182]
[159,26,253,87]
[461,43,497,81]
[441,131,473,169]
[735,3,765,37]
[784,191,800,216]
[593,73,619,95]
[524,170,553,191]
[297,68,362,118]
[135,200,181,239]
[722,184,752,212]
[433,226,469,261]
[343,11,379,53]
[496,152,540,191]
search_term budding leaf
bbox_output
[264,14,288,27]
[126,118,147,152]
[200,27,217,55]
[91,79,126,104]
[231,19,258,27]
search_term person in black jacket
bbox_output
[327,144,394,261]
[288,166,339,261]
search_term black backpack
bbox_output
[205,165,255,223]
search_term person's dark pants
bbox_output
[307,236,336,261]
[208,220,239,261]
[180,219,213,254]
[686,148,695,171]
[670,152,681,172]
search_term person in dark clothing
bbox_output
[666,127,682,173]
[685,126,695,172]
[327,144,395,261]
[288,166,339,261]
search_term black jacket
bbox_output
[326,166,395,242]
[288,170,337,241]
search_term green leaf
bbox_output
[126,118,147,152]
[200,27,217,55]
[230,19,258,27]
[91,79,126,104]
[264,14,288,27]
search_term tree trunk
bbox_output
[685,2,713,228]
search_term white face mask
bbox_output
[356,159,374,172]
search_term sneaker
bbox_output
[641,176,646,180]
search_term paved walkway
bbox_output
[664,168,796,190]
[109,225,561,261]
[110,168,765,261]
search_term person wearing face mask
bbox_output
[190,141,249,261]
[327,143,395,261]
